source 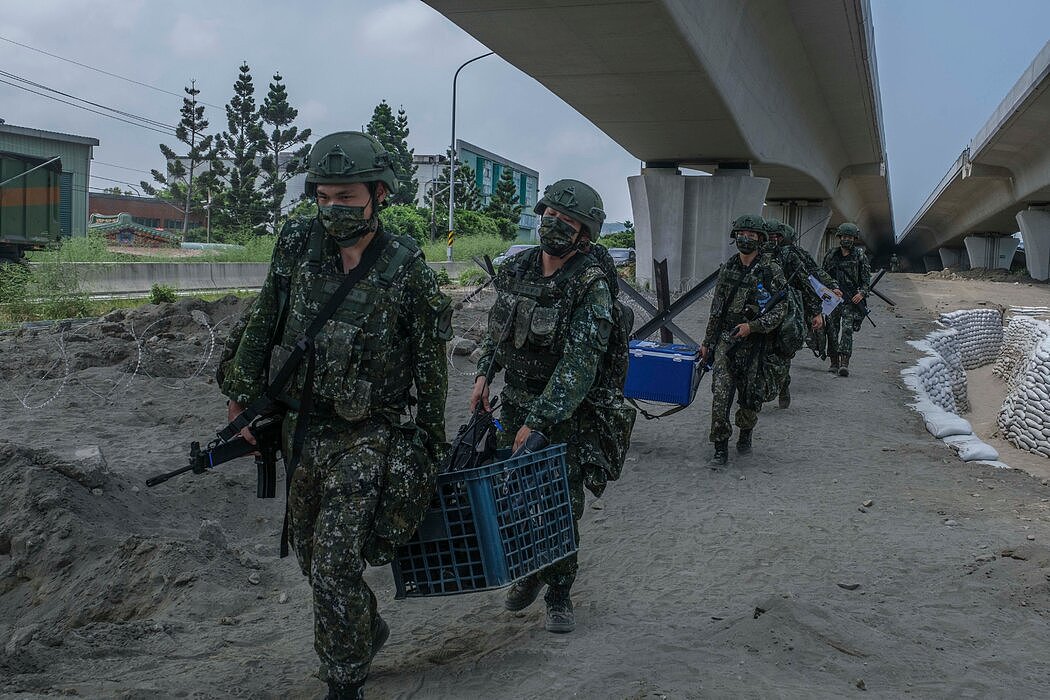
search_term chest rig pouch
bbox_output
[491,250,594,394]
[268,228,420,423]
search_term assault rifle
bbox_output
[146,413,283,497]
[841,268,894,330]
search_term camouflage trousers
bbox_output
[779,357,792,395]
[285,414,397,687]
[499,390,585,590]
[709,344,762,443]
[827,304,863,357]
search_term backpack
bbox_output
[579,244,636,493]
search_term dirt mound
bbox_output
[0,439,262,679]
[925,268,1038,284]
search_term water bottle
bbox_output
[756,282,771,313]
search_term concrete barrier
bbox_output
[48,260,483,295]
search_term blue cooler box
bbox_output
[624,340,701,405]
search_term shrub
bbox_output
[459,267,489,287]
[380,205,429,245]
[150,283,178,304]
[601,230,636,248]
[454,209,499,239]
[433,268,452,287]
[421,233,507,263]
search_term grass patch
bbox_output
[421,234,508,263]
[26,234,276,263]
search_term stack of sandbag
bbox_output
[925,327,968,412]
[993,316,1050,388]
[938,308,1004,369]
[997,319,1050,459]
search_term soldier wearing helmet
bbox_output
[763,218,842,407]
[220,131,452,699]
[822,222,871,377]
[472,178,635,634]
[700,214,788,466]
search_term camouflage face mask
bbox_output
[839,237,855,250]
[735,234,759,254]
[318,204,377,248]
[539,215,580,257]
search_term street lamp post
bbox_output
[447,51,494,262]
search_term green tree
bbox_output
[484,167,523,224]
[215,62,268,234]
[424,149,481,215]
[141,81,226,234]
[259,72,312,235]
[379,204,428,245]
[366,100,418,206]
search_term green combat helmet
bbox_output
[304,131,399,197]
[836,222,861,240]
[534,179,606,236]
[730,213,766,238]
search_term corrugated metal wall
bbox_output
[0,132,93,236]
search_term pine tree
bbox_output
[366,101,418,206]
[141,81,225,234]
[484,167,523,223]
[423,149,481,215]
[259,72,312,235]
[215,63,267,233]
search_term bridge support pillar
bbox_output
[922,254,942,273]
[1016,210,1050,281]
[964,234,1018,271]
[763,202,832,260]
[938,247,970,271]
[629,166,769,290]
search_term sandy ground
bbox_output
[3,274,1050,698]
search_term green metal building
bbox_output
[456,139,540,239]
[0,121,99,237]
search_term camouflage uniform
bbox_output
[770,243,839,397]
[702,254,788,443]
[221,217,450,689]
[476,246,612,589]
[822,246,871,358]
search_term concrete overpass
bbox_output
[425,0,893,288]
[898,41,1050,281]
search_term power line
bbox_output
[0,33,222,108]
[0,77,175,136]
[0,69,176,131]
[93,160,152,174]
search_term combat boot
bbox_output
[736,429,753,454]
[838,355,850,377]
[778,386,790,409]
[545,586,575,633]
[325,680,364,700]
[504,573,543,612]
[828,353,840,374]
[711,440,728,466]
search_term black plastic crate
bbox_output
[392,444,576,598]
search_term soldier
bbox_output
[822,222,871,377]
[890,252,901,273]
[700,215,788,466]
[764,219,842,408]
[220,132,452,699]
[471,178,634,634]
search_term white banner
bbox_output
[809,275,843,317]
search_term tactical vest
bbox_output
[489,248,606,395]
[267,224,422,423]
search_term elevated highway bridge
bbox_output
[425,0,894,288]
[897,41,1050,281]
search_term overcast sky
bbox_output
[2,0,1049,231]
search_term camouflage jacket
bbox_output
[702,253,788,349]
[220,218,451,453]
[771,245,823,319]
[822,247,871,296]
[476,247,613,433]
